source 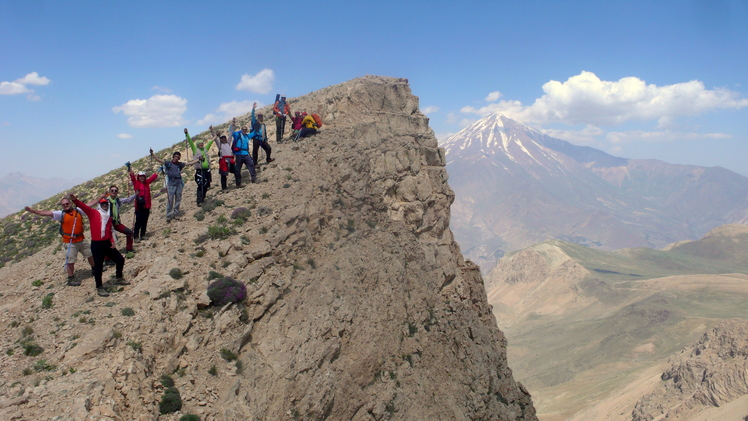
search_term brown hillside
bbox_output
[0,76,536,420]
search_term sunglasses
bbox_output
[110,189,118,193]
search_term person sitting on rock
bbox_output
[298,112,320,138]
[25,198,95,286]
[210,125,239,190]
[289,111,303,139]
[68,193,128,297]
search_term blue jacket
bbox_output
[230,130,251,155]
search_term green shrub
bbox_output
[31,280,43,287]
[126,341,142,352]
[121,307,135,317]
[180,414,200,421]
[194,210,205,221]
[207,271,224,281]
[208,365,218,376]
[207,277,246,306]
[231,207,252,220]
[41,293,54,309]
[220,348,238,362]
[169,268,183,279]
[33,359,56,372]
[160,374,175,388]
[207,225,234,240]
[159,386,182,414]
[23,343,43,356]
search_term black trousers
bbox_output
[91,239,124,288]
[252,138,272,164]
[133,207,150,239]
[276,116,286,142]
[195,169,211,204]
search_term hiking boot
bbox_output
[251,176,257,183]
[113,276,130,285]
[267,158,275,163]
[97,288,110,297]
[67,276,80,287]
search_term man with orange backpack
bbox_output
[25,198,95,286]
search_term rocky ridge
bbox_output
[632,319,748,421]
[0,76,536,420]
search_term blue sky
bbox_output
[2,0,748,180]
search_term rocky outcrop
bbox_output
[632,319,748,421]
[0,76,535,420]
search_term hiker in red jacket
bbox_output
[273,95,290,143]
[69,193,128,297]
[128,163,158,241]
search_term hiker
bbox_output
[151,149,199,222]
[68,193,128,297]
[185,128,214,206]
[289,111,304,138]
[210,125,239,190]
[88,186,137,253]
[128,164,158,241]
[250,104,274,166]
[298,112,320,138]
[24,198,95,286]
[229,115,257,186]
[273,95,290,143]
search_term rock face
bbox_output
[632,319,748,421]
[0,76,536,420]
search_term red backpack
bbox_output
[311,113,323,128]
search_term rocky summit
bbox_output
[0,76,536,420]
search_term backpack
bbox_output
[311,113,323,128]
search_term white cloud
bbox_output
[17,72,50,86]
[197,100,260,125]
[462,71,748,127]
[236,69,274,94]
[446,112,458,125]
[152,86,172,93]
[541,125,605,146]
[0,72,51,97]
[0,82,30,95]
[112,94,188,128]
[117,133,133,139]
[606,130,731,144]
[421,105,440,115]
[485,91,502,102]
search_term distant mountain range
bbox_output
[485,224,748,420]
[0,172,81,217]
[441,114,748,272]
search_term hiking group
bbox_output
[25,96,321,298]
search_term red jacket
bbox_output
[73,199,113,242]
[130,172,158,210]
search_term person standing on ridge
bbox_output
[151,149,199,222]
[250,103,274,166]
[25,198,95,286]
[128,163,158,241]
[273,95,290,143]
[210,125,238,190]
[90,185,136,254]
[185,128,214,206]
[68,193,128,297]
[229,113,257,186]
